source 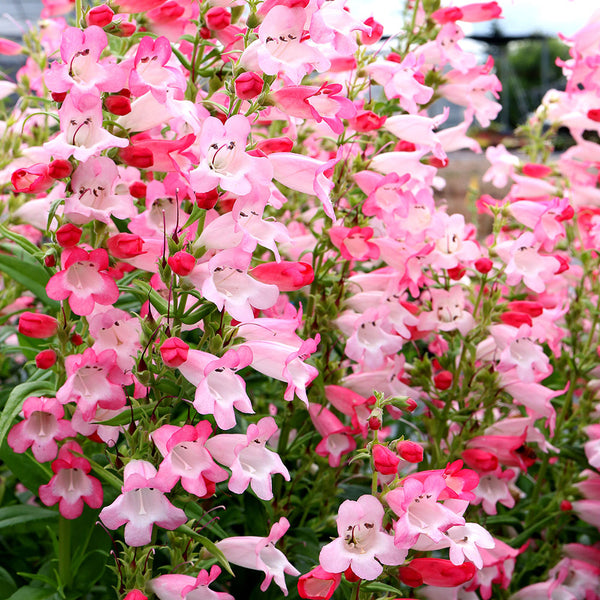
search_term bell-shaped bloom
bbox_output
[7,396,75,463]
[56,348,127,421]
[39,441,103,519]
[46,247,119,316]
[99,460,187,546]
[418,286,475,337]
[329,226,380,261]
[177,346,254,430]
[319,494,407,580]
[215,517,299,595]
[152,422,228,497]
[151,565,234,600]
[309,403,356,468]
[205,417,290,501]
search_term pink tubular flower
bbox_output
[251,261,314,292]
[7,396,75,462]
[18,312,59,338]
[319,494,407,580]
[151,565,234,600]
[99,460,187,546]
[298,566,341,600]
[46,247,119,316]
[309,403,356,468]
[11,164,53,193]
[215,517,299,595]
[38,441,103,519]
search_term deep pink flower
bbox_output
[398,558,476,587]
[298,566,341,600]
[18,312,58,338]
[151,565,234,600]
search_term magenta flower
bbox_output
[46,247,119,316]
[39,441,103,519]
[99,460,187,546]
[151,565,234,600]
[319,495,406,580]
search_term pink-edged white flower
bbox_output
[384,110,449,161]
[46,247,119,316]
[7,396,75,462]
[205,416,290,501]
[418,286,475,337]
[99,460,187,546]
[151,565,234,600]
[56,348,127,421]
[177,346,254,430]
[39,441,103,519]
[152,422,228,497]
[471,468,517,516]
[319,494,407,580]
[215,517,299,595]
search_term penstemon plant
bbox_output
[0,0,599,599]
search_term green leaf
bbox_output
[0,440,54,494]
[6,587,58,600]
[176,525,234,576]
[0,252,58,309]
[0,375,55,447]
[362,581,405,596]
[0,224,41,256]
[0,505,58,532]
[0,567,17,600]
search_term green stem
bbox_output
[75,0,83,27]
[59,515,72,588]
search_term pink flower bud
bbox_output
[160,337,189,367]
[431,6,463,23]
[11,164,53,194]
[86,4,114,27]
[48,159,72,179]
[372,444,400,475]
[56,224,82,248]
[168,251,196,276]
[447,265,466,280]
[500,311,532,328]
[397,441,423,463]
[35,349,57,369]
[107,233,145,259]
[462,448,498,472]
[522,163,552,178]
[106,20,137,37]
[0,37,23,55]
[360,17,383,45]
[129,181,147,199]
[123,591,148,600]
[459,2,502,22]
[405,398,418,412]
[235,72,263,100]
[474,257,493,274]
[205,6,231,30]
[119,145,154,168]
[399,558,476,588]
[105,95,132,116]
[434,371,453,390]
[298,566,341,600]
[251,261,314,292]
[18,312,59,338]
[255,137,294,155]
[506,301,542,317]
[349,110,386,132]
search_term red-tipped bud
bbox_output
[251,261,314,292]
[205,6,231,29]
[168,251,196,276]
[447,265,466,280]
[462,448,498,472]
[560,500,572,511]
[56,223,82,248]
[86,4,114,27]
[475,257,493,274]
[11,164,53,194]
[195,188,219,209]
[129,181,147,199]
[298,566,341,600]
[18,312,59,338]
[35,349,57,369]
[105,95,132,116]
[372,444,400,475]
[397,440,423,463]
[344,566,360,583]
[434,370,453,390]
[522,162,552,178]
[51,91,67,103]
[119,145,153,168]
[234,72,264,100]
[500,311,533,328]
[160,337,189,367]
[71,333,84,346]
[404,398,418,413]
[44,254,56,267]
[48,159,72,179]
[368,415,381,430]
[107,233,145,259]
[348,110,387,132]
[361,17,383,45]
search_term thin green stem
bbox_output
[58,515,72,588]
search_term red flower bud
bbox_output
[434,370,453,390]
[395,140,417,152]
[123,591,148,600]
[235,72,264,100]
[119,145,154,168]
[298,566,341,600]
[588,109,600,122]
[399,558,476,588]
[554,254,570,274]
[48,159,72,179]
[361,17,383,45]
[522,162,552,178]
[71,333,84,346]
[349,110,387,132]
[51,91,67,103]
[160,337,189,367]
[168,251,196,276]
[35,349,57,369]
[195,188,219,209]
[368,415,381,430]
[11,164,53,194]
[431,6,463,23]
[129,181,147,199]
[251,261,314,292]
[372,444,400,475]
[344,567,360,583]
[106,20,137,37]
[255,137,294,155]
[474,257,493,274]
[397,440,423,463]
[107,233,145,259]
[86,4,114,27]
[56,223,82,248]
[18,312,59,338]
[44,254,56,267]
[404,398,418,412]
[500,311,533,328]
[560,500,572,511]
[105,95,132,116]
[506,300,543,317]
[462,448,498,472]
[205,6,231,29]
[447,265,466,280]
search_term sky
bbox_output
[346,0,596,38]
